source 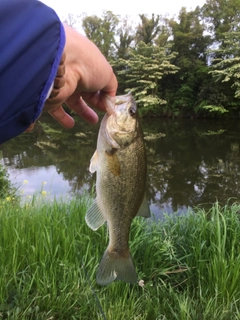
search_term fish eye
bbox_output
[129,108,136,117]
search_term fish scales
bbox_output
[85,92,150,285]
[97,126,146,250]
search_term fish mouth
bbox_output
[105,92,133,116]
[115,92,133,105]
[105,95,116,116]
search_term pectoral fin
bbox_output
[136,195,151,218]
[105,150,120,176]
[89,150,98,173]
[85,199,106,231]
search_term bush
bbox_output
[0,164,17,199]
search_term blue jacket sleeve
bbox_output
[0,0,65,144]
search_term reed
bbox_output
[0,196,240,319]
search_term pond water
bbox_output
[1,114,240,218]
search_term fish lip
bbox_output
[104,95,116,116]
[105,92,133,116]
[104,91,138,148]
[115,92,133,105]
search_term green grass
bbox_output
[0,196,240,319]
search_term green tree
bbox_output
[112,18,135,93]
[204,30,240,115]
[154,16,172,47]
[82,15,102,45]
[200,0,240,115]
[82,11,119,59]
[210,31,240,98]
[166,7,211,116]
[116,42,178,115]
[115,17,135,60]
[201,0,240,42]
[136,14,161,44]
[0,162,18,199]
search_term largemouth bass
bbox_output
[85,92,150,286]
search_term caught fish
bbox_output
[85,92,150,286]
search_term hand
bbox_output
[27,24,118,131]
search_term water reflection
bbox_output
[1,114,240,218]
[145,118,240,217]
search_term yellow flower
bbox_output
[23,180,28,185]
[6,196,11,202]
[41,190,47,196]
[42,181,47,185]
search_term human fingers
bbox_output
[66,96,99,124]
[80,91,116,114]
[79,71,117,111]
[48,105,75,128]
[25,122,35,132]
[26,104,75,132]
[102,71,118,97]
[47,51,66,100]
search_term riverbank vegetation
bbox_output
[0,163,17,200]
[0,189,240,319]
[64,0,240,118]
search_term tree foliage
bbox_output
[115,17,135,59]
[69,0,240,118]
[210,30,240,98]
[136,14,161,44]
[165,7,211,115]
[115,42,178,115]
[82,11,119,59]
[201,0,240,42]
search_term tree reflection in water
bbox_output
[1,114,240,218]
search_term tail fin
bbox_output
[96,249,138,286]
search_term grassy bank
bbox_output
[0,196,240,319]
